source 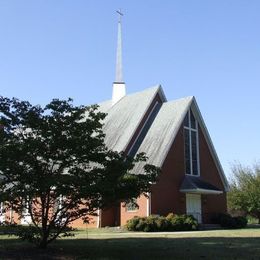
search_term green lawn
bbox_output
[0,227,260,259]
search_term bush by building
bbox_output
[125,213,198,232]
[212,213,247,229]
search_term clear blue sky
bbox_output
[1,1,259,178]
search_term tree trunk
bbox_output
[38,235,48,249]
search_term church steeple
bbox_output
[112,10,126,106]
[115,10,123,83]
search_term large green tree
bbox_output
[0,96,159,248]
[228,163,260,223]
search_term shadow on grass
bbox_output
[0,236,260,259]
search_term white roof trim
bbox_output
[180,188,223,195]
[157,85,167,102]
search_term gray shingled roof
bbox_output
[96,86,229,191]
[133,96,193,173]
[99,85,164,152]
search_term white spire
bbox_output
[115,15,123,82]
[112,10,126,106]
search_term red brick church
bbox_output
[0,12,229,228]
[89,13,229,227]
[96,85,228,227]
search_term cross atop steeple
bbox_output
[116,9,123,23]
[112,9,126,105]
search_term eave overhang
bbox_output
[180,175,224,195]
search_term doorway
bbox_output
[186,194,202,223]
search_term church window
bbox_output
[184,110,199,176]
[126,199,138,212]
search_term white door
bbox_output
[186,194,202,223]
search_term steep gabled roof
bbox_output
[133,96,193,171]
[97,86,229,191]
[98,85,166,152]
[132,95,229,191]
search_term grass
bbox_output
[0,226,260,259]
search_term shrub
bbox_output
[166,213,198,231]
[0,223,18,234]
[215,213,247,229]
[136,218,148,231]
[15,225,42,244]
[142,215,157,232]
[167,214,183,231]
[184,215,199,230]
[4,224,75,245]
[155,216,169,231]
[233,216,248,228]
[125,213,198,232]
[125,216,140,231]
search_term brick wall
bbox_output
[120,195,148,226]
[150,124,227,223]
